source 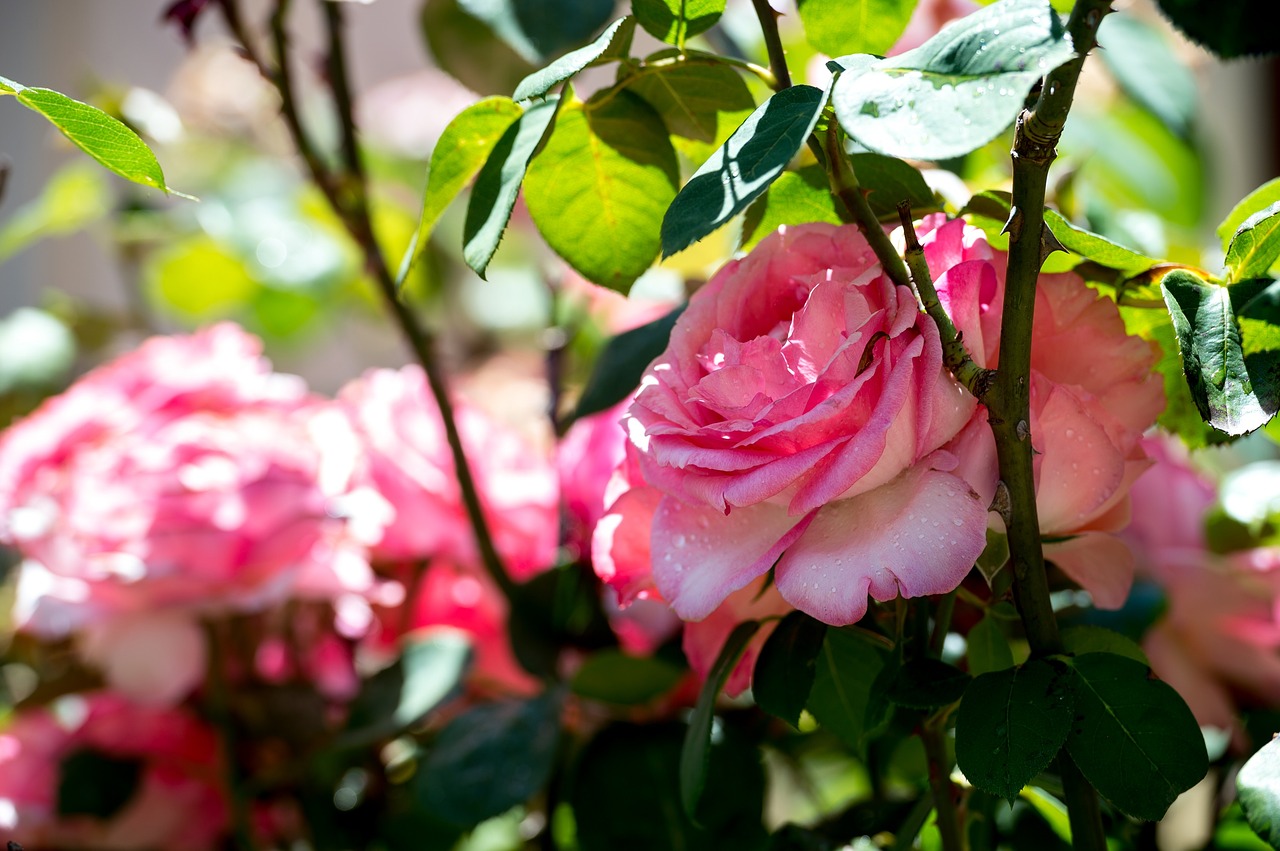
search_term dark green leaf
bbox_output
[1120,306,1226,448]
[525,91,678,291]
[1043,209,1158,276]
[681,619,760,818]
[573,722,767,851]
[806,627,892,755]
[396,97,524,288]
[955,659,1077,800]
[571,649,685,704]
[797,0,919,57]
[462,96,560,279]
[1060,625,1148,666]
[1153,0,1279,58]
[740,165,841,250]
[459,0,617,61]
[1065,653,1208,820]
[57,749,142,819]
[395,631,474,726]
[571,304,685,422]
[753,611,828,727]
[832,0,1074,161]
[507,564,616,677]
[966,615,1014,676]
[1097,12,1196,138]
[627,60,756,144]
[1161,269,1280,435]
[851,153,940,219]
[662,84,828,257]
[420,0,538,95]
[1225,202,1280,283]
[1,76,182,196]
[1238,735,1280,848]
[418,689,564,827]
[632,0,727,45]
[513,17,635,102]
[886,658,971,709]
[1220,179,1280,250]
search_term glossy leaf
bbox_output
[797,0,919,57]
[1225,202,1280,282]
[420,0,537,95]
[462,96,559,279]
[681,619,760,818]
[395,632,474,727]
[753,611,828,727]
[1238,734,1280,848]
[1,76,182,195]
[1060,625,1149,666]
[418,689,564,827]
[632,0,726,45]
[1154,0,1279,58]
[627,60,755,144]
[806,627,892,755]
[1064,653,1208,821]
[458,0,617,61]
[966,615,1014,676]
[831,0,1074,160]
[740,165,842,250]
[397,97,523,288]
[1162,269,1280,435]
[571,304,686,422]
[1097,12,1196,138]
[1043,209,1158,276]
[524,91,678,291]
[571,650,685,705]
[513,17,635,102]
[662,84,828,257]
[1220,178,1280,250]
[954,659,1077,800]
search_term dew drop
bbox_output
[952,518,964,527]
[674,534,687,548]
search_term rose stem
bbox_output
[749,0,792,89]
[991,1,1115,848]
[218,0,516,602]
[824,124,912,290]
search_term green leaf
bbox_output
[681,619,760,819]
[851,153,940,219]
[1018,786,1072,844]
[806,627,892,755]
[632,0,727,45]
[1225,202,1280,283]
[524,91,679,291]
[886,658,971,709]
[740,165,842,251]
[955,659,1077,800]
[0,162,111,262]
[571,650,685,705]
[459,0,618,61]
[1161,269,1280,436]
[395,631,474,727]
[1238,735,1280,848]
[1064,653,1208,821]
[1043,209,1158,276]
[832,0,1074,161]
[797,0,919,58]
[626,60,756,144]
[1120,306,1225,448]
[2,77,183,196]
[57,749,142,819]
[753,611,828,727]
[1059,625,1149,666]
[1097,12,1196,138]
[662,84,829,258]
[1153,0,1279,58]
[462,96,560,279]
[146,236,258,320]
[570,304,685,422]
[1220,179,1280,250]
[397,97,524,288]
[513,17,635,102]
[421,0,538,95]
[418,689,564,827]
[966,615,1014,676]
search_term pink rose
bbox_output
[620,222,988,626]
[0,692,228,850]
[339,366,558,580]
[888,0,981,55]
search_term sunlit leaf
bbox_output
[513,17,635,102]
[632,0,726,45]
[797,0,919,58]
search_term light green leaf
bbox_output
[632,0,726,45]
[524,91,678,291]
[626,60,755,144]
[832,0,1074,161]
[397,97,523,288]
[0,162,111,262]
[2,77,183,196]
[797,0,919,58]
[661,84,829,257]
[462,95,560,279]
[1060,625,1149,666]
[740,165,842,250]
[1220,178,1280,250]
[513,17,635,102]
[1019,787,1072,843]
[1064,653,1208,821]
[1098,12,1197,138]
[396,632,474,727]
[146,236,258,320]
[1043,209,1159,276]
[1238,734,1280,848]
[1225,202,1280,282]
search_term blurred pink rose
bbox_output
[888,0,981,55]
[0,692,227,850]
[0,324,393,704]
[339,366,558,580]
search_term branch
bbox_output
[824,125,912,291]
[749,0,792,89]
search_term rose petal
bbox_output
[592,483,663,605]
[1045,533,1134,610]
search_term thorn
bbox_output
[1016,419,1031,441]
[990,481,1013,527]
[1040,223,1066,264]
[1002,205,1022,239]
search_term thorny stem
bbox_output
[824,125,911,290]
[922,720,964,851]
[749,0,792,89]
[989,1,1115,848]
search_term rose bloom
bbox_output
[597,216,1162,634]
[0,692,227,850]
[0,325,395,705]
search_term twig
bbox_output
[922,721,964,851]
[749,0,792,89]
[824,124,911,290]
